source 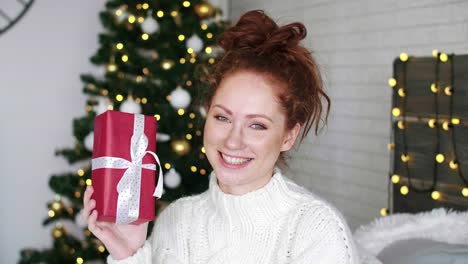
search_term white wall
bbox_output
[230,0,468,229]
[0,1,104,263]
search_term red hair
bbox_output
[205,10,330,143]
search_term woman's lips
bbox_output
[218,151,253,168]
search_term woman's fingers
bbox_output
[84,185,93,204]
[88,210,103,235]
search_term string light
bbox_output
[86,179,92,186]
[156,10,164,17]
[205,46,212,54]
[141,98,147,104]
[431,191,441,200]
[48,210,55,217]
[391,174,400,184]
[392,107,401,117]
[187,48,194,54]
[171,10,178,17]
[387,143,395,150]
[435,154,445,163]
[98,245,106,253]
[128,15,136,23]
[201,23,208,30]
[451,118,460,125]
[107,63,117,72]
[116,43,124,50]
[397,120,405,129]
[462,188,468,197]
[380,208,388,216]
[183,1,191,7]
[449,160,458,170]
[442,121,450,131]
[138,17,145,23]
[121,55,129,62]
[141,33,149,40]
[77,169,84,176]
[439,53,448,62]
[190,57,196,63]
[432,49,439,57]
[154,114,161,121]
[428,119,436,128]
[200,169,206,175]
[399,53,408,62]
[401,153,410,162]
[178,34,185,41]
[186,134,192,140]
[180,58,186,64]
[142,3,149,10]
[444,86,453,96]
[206,32,213,39]
[190,166,197,172]
[398,88,406,97]
[400,185,409,195]
[164,163,171,169]
[430,83,438,93]
[209,58,215,64]
[116,94,124,102]
[201,147,206,153]
[76,257,84,264]
[388,78,397,87]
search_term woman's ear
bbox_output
[281,123,301,151]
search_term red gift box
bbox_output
[91,110,161,224]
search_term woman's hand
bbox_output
[83,186,148,260]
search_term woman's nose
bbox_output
[224,125,245,150]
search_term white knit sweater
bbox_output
[108,169,359,264]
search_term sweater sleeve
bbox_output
[289,203,360,264]
[107,198,192,264]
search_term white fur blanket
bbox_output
[354,208,468,256]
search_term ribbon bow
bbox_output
[92,114,163,224]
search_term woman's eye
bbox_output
[214,115,229,122]
[250,123,267,130]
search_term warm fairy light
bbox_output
[52,201,61,210]
[196,130,202,136]
[430,83,439,93]
[188,123,194,129]
[388,78,397,87]
[442,121,450,131]
[398,88,406,97]
[401,153,410,162]
[186,134,192,140]
[154,114,161,121]
[116,94,124,102]
[116,43,124,50]
[436,154,445,163]
[380,208,388,216]
[86,179,92,186]
[200,169,206,175]
[449,160,459,170]
[76,257,84,264]
[391,174,400,184]
[171,10,178,17]
[98,245,106,252]
[432,49,439,57]
[400,186,409,195]
[136,76,143,83]
[440,53,448,62]
[137,17,145,23]
[178,34,185,41]
[77,169,84,176]
[178,109,185,115]
[86,105,93,112]
[183,1,191,7]
[141,98,147,104]
[107,105,114,110]
[428,119,436,128]
[209,58,216,64]
[166,95,171,101]
[107,63,117,72]
[387,143,395,150]
[135,98,141,104]
[156,10,164,17]
[136,4,142,9]
[399,53,408,62]
[141,33,149,40]
[397,120,405,129]
[180,58,186,64]
[164,163,171,170]
[207,32,213,39]
[191,166,197,172]
[161,60,174,70]
[75,191,81,198]
[201,147,206,153]
[189,113,196,119]
[190,57,196,63]
[392,107,401,117]
[121,55,129,62]
[142,67,150,75]
[205,46,212,54]
[201,23,208,30]
[462,188,468,197]
[451,118,460,125]
[142,3,149,10]
[115,9,123,16]
[187,48,194,54]
[431,191,441,200]
[48,210,55,217]
[79,179,85,186]
[444,86,453,96]
[128,15,136,23]
[186,80,192,86]
[101,89,109,96]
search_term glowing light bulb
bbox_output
[462,188,468,197]
[440,53,448,62]
[442,121,450,131]
[428,119,436,128]
[205,46,212,54]
[436,154,445,163]
[430,83,439,93]
[444,86,453,96]
[388,78,397,87]
[154,114,161,121]
[86,179,92,186]
[201,23,208,30]
[178,109,185,115]
[431,191,441,200]
[392,107,401,117]
[156,10,164,17]
[451,118,460,125]
[391,174,400,184]
[77,169,84,176]
[449,160,458,170]
[397,120,405,129]
[178,34,185,41]
[141,33,149,40]
[183,1,191,7]
[116,43,124,50]
[400,185,409,195]
[121,55,129,62]
[400,53,409,62]
[432,49,439,57]
[201,147,206,153]
[387,143,395,151]
[164,163,171,169]
[128,15,136,23]
[380,208,388,216]
[190,166,197,172]
[401,153,410,162]
[398,88,406,97]
[76,257,84,264]
[116,94,123,102]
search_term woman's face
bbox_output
[203,71,300,195]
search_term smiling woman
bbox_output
[84,9,360,264]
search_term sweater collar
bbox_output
[208,168,298,224]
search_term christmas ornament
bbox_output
[84,132,94,151]
[171,138,191,156]
[157,132,171,142]
[164,168,182,188]
[120,97,142,114]
[186,34,203,53]
[141,14,159,34]
[169,87,191,109]
[94,97,113,115]
[195,1,214,19]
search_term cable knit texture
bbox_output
[108,169,359,264]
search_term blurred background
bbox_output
[1,0,467,263]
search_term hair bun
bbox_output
[217,10,307,54]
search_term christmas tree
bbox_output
[19,1,228,263]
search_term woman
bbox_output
[84,10,359,264]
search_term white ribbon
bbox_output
[91,114,163,224]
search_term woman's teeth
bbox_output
[222,153,251,165]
